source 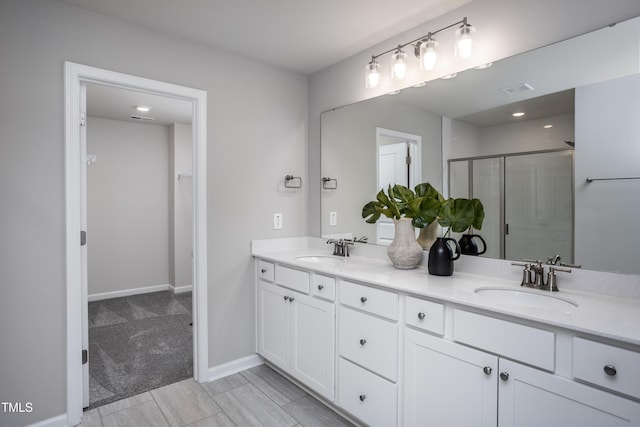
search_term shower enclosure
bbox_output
[449,149,574,262]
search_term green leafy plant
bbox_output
[438,198,485,236]
[362,183,444,229]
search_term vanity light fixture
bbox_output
[364,16,477,88]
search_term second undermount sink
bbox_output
[474,286,579,310]
[295,255,343,265]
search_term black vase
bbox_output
[458,234,487,256]
[428,237,461,276]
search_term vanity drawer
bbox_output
[339,306,398,382]
[573,337,640,399]
[311,273,336,301]
[340,280,399,321]
[405,296,444,335]
[257,260,274,282]
[275,265,309,293]
[453,309,555,371]
[338,357,397,427]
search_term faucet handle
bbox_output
[559,261,582,268]
[546,266,571,292]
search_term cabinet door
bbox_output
[498,359,640,427]
[291,293,335,401]
[258,281,290,369]
[403,328,498,427]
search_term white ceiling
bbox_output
[60,0,473,75]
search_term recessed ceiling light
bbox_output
[512,112,525,117]
[386,90,401,95]
[440,73,458,80]
[412,82,427,88]
[135,105,151,112]
[543,124,553,128]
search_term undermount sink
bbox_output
[474,286,579,310]
[295,255,343,265]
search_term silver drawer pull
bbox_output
[261,268,267,273]
[483,366,492,375]
[360,296,367,303]
[500,372,509,381]
[418,312,426,320]
[359,394,366,402]
[317,284,324,290]
[284,296,289,301]
[359,338,367,346]
[289,297,294,303]
[604,365,617,376]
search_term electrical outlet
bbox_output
[273,213,283,230]
[329,211,337,226]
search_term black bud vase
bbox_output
[458,234,487,256]
[428,237,461,276]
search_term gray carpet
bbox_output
[87,291,193,409]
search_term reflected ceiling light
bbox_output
[365,16,477,88]
[441,73,458,80]
[474,62,493,70]
[512,112,525,117]
[135,105,151,112]
[544,124,553,128]
[412,81,427,88]
[386,90,401,95]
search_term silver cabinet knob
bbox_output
[261,268,267,273]
[500,372,509,381]
[359,394,366,402]
[360,296,367,303]
[359,338,367,346]
[418,312,426,320]
[483,366,492,375]
[317,284,324,290]
[283,296,289,301]
[289,297,294,303]
[604,365,617,376]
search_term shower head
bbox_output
[564,140,575,147]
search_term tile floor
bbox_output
[80,364,356,427]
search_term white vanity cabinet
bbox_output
[337,280,400,427]
[403,305,640,427]
[257,263,335,401]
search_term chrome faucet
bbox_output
[326,238,353,257]
[513,256,580,292]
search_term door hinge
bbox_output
[80,112,86,128]
[406,155,412,165]
[80,230,87,246]
[82,349,88,364]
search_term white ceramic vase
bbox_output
[387,218,424,269]
[416,221,439,249]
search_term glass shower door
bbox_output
[504,151,573,262]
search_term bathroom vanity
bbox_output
[252,238,640,427]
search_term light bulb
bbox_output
[455,22,476,59]
[391,47,407,80]
[419,37,438,71]
[365,59,380,88]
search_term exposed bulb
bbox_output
[391,47,407,80]
[365,59,380,88]
[455,21,476,59]
[419,37,438,71]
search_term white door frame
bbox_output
[64,62,208,425]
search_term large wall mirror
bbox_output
[320,16,640,275]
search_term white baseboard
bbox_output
[206,354,264,382]
[26,413,67,427]
[88,283,193,301]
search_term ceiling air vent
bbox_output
[500,83,534,95]
[129,115,155,121]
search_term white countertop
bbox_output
[253,246,640,347]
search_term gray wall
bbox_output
[575,74,640,275]
[0,0,307,425]
[87,117,170,295]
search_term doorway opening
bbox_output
[375,127,422,245]
[65,62,208,425]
